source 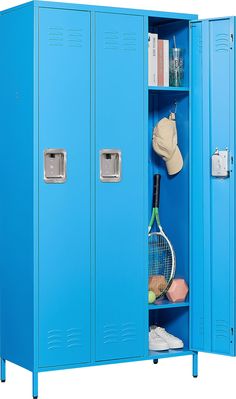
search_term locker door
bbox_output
[191,17,235,355]
[38,8,91,367]
[95,12,146,361]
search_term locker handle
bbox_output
[100,149,121,182]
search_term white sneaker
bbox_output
[155,327,184,349]
[149,330,169,351]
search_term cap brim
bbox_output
[166,146,183,175]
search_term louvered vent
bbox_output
[67,28,83,48]
[215,320,229,341]
[215,33,229,52]
[48,26,64,47]
[103,322,136,344]
[104,31,137,52]
[198,39,203,54]
[122,32,137,52]
[48,27,84,48]
[48,328,82,350]
[104,31,119,50]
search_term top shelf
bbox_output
[149,86,190,92]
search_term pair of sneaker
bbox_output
[149,326,184,351]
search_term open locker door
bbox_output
[190,17,235,356]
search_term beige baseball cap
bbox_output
[152,113,183,175]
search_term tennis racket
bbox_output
[148,174,176,299]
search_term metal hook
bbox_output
[169,100,177,120]
[170,100,178,115]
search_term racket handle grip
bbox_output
[153,174,161,208]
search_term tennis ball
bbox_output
[148,290,156,304]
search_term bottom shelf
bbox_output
[149,347,192,359]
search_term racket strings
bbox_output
[148,234,173,282]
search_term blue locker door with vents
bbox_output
[95,12,146,361]
[191,17,235,355]
[38,8,91,367]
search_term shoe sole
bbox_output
[168,344,184,350]
[149,344,169,351]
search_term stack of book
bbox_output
[148,33,169,87]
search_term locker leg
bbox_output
[153,359,158,364]
[192,352,198,378]
[32,372,38,399]
[1,358,6,382]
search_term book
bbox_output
[158,39,169,86]
[148,33,158,86]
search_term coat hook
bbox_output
[170,100,178,114]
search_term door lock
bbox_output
[211,148,229,178]
[100,149,121,182]
[44,149,67,183]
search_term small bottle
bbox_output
[169,47,184,87]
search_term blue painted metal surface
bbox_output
[190,20,205,352]
[190,17,235,356]
[38,7,91,367]
[2,1,236,397]
[192,352,198,377]
[0,359,6,382]
[0,3,35,372]
[95,11,146,362]
[32,372,38,398]
[210,18,234,356]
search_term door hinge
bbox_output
[230,33,234,49]
[231,327,234,335]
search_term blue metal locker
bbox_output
[0,1,235,398]
[191,17,235,356]
[38,7,91,367]
[95,11,146,362]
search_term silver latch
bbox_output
[44,149,67,183]
[100,149,121,182]
[211,148,229,178]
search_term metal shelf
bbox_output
[149,300,189,310]
[148,86,189,92]
[149,347,192,359]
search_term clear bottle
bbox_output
[169,48,184,87]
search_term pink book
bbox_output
[158,40,164,86]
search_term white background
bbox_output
[1,0,236,398]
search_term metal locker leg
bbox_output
[32,372,38,399]
[192,352,198,378]
[0,358,6,382]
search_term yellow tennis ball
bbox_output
[148,290,156,304]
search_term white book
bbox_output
[163,39,169,87]
[148,33,158,87]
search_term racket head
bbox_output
[148,230,176,299]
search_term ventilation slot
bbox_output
[121,322,136,342]
[103,324,119,344]
[67,28,83,48]
[198,39,203,54]
[48,328,82,350]
[215,33,229,52]
[66,327,82,348]
[48,26,64,47]
[48,329,64,350]
[215,320,229,341]
[122,32,137,52]
[104,31,119,50]
[103,322,136,344]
